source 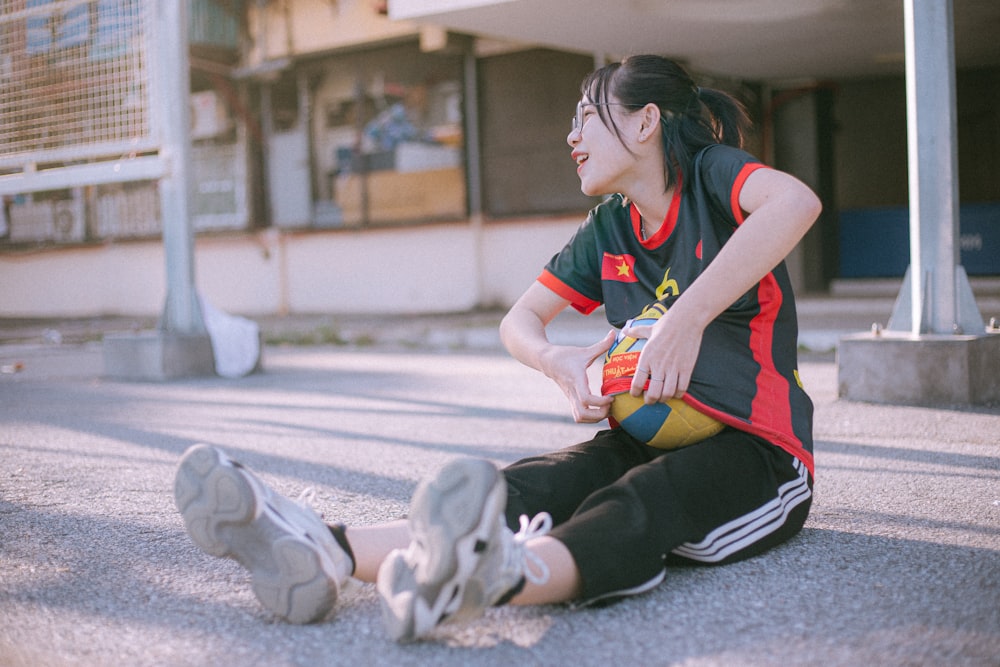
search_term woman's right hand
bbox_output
[500,282,614,424]
[538,330,615,423]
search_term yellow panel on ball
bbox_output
[602,301,724,449]
[608,392,725,449]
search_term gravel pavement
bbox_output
[1,304,998,666]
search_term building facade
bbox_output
[0,0,997,318]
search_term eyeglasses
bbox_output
[571,101,640,134]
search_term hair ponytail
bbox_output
[695,86,750,149]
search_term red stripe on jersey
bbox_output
[748,275,812,472]
[630,181,682,247]
[538,269,601,314]
[683,377,815,474]
[730,163,769,224]
[680,270,814,474]
[748,275,790,431]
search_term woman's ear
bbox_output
[638,103,661,141]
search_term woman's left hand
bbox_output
[624,309,705,404]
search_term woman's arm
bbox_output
[500,281,615,423]
[629,167,822,402]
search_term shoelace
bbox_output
[262,486,322,539]
[511,512,553,585]
[294,487,329,523]
[296,486,318,508]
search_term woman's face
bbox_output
[566,98,642,197]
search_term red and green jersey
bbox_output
[539,144,815,473]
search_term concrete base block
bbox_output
[837,332,1000,406]
[103,330,216,381]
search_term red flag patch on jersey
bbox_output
[601,252,638,283]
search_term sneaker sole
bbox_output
[377,550,420,641]
[379,457,505,641]
[174,444,338,624]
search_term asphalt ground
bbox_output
[1,299,998,666]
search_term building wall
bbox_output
[834,77,909,209]
[956,67,1000,205]
[833,69,1000,207]
[3,3,997,320]
[833,68,1000,278]
[772,90,821,293]
[0,243,167,317]
[477,49,599,216]
[0,217,582,318]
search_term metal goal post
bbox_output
[1,0,204,336]
[0,0,167,195]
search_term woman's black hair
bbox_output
[580,54,751,192]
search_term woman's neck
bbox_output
[629,185,675,237]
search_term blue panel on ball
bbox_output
[619,401,673,443]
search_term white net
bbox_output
[0,0,155,168]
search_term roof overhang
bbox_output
[390,0,1000,82]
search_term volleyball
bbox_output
[601,302,725,449]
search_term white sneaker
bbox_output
[376,457,551,641]
[174,444,352,624]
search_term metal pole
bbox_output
[890,0,982,335]
[463,46,483,219]
[462,43,488,307]
[157,0,204,334]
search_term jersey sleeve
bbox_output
[538,207,605,314]
[696,145,770,227]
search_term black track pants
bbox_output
[502,427,812,605]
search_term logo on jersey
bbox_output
[601,252,638,283]
[655,268,680,300]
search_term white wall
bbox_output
[1,244,166,318]
[0,217,583,319]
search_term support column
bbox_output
[837,0,999,406]
[158,0,205,335]
[103,0,215,380]
[887,0,982,335]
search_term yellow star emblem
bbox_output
[616,262,631,278]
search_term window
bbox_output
[307,41,466,228]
